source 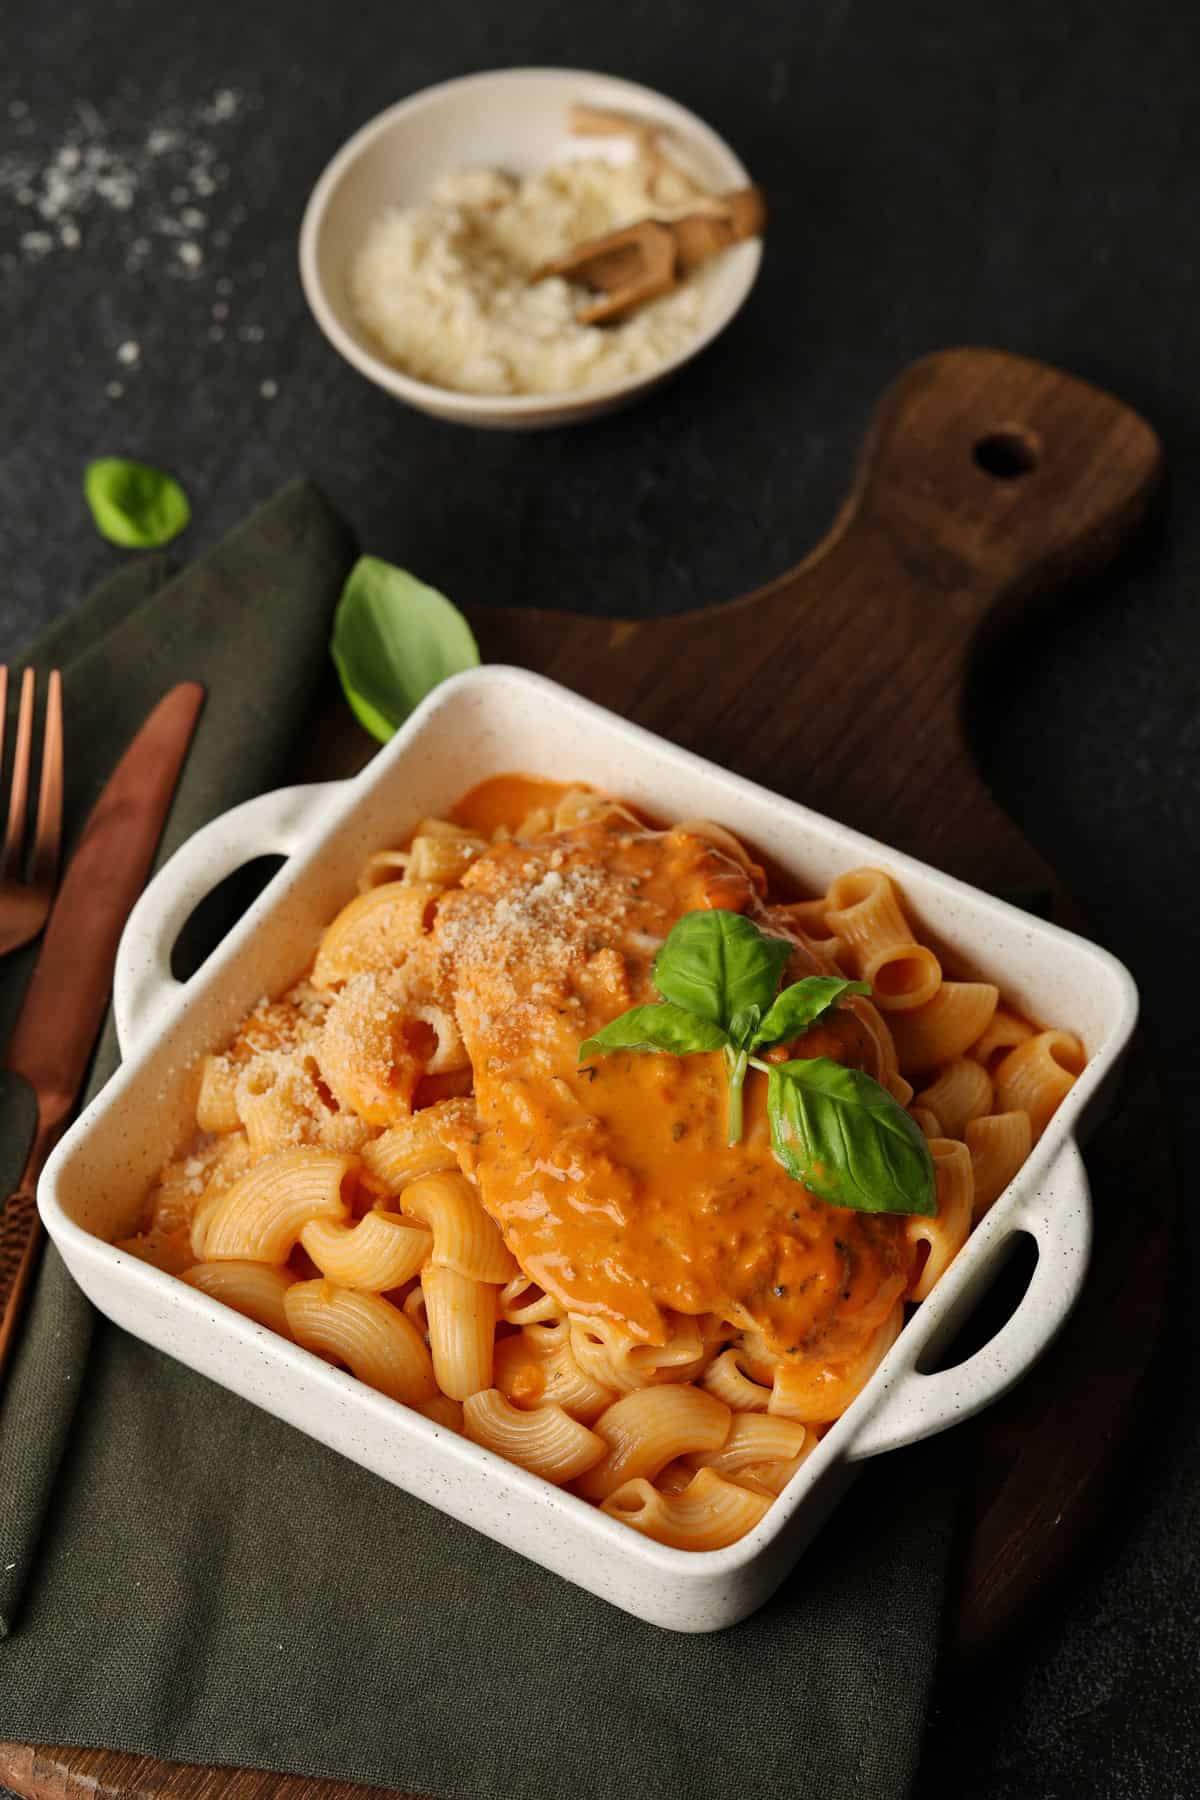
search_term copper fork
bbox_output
[0,667,64,957]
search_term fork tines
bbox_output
[0,665,64,894]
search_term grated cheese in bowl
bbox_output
[349,156,722,397]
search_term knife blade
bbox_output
[0,679,206,1373]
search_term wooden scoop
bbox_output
[536,185,766,326]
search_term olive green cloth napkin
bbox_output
[0,483,959,1800]
[0,480,356,1641]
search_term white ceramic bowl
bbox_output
[39,669,1137,1630]
[298,67,762,429]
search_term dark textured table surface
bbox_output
[3,1,1199,1796]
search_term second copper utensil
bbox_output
[0,666,63,957]
[537,186,766,326]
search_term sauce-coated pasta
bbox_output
[118,776,1085,1550]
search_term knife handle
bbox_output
[0,1108,65,1374]
[0,1178,41,1377]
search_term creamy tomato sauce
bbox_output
[431,777,913,1359]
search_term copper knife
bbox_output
[0,680,206,1374]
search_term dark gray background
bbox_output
[2,1,1198,1796]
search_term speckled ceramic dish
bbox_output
[298,67,761,429]
[38,667,1136,1630]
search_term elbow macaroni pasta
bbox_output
[463,1389,606,1483]
[122,780,1086,1552]
[399,1171,517,1283]
[283,1281,437,1406]
[602,1466,773,1550]
[914,1058,993,1141]
[966,1109,1033,1219]
[421,1265,500,1400]
[993,1030,1086,1139]
[194,1148,354,1262]
[904,1141,974,1303]
[180,1260,294,1337]
[888,981,1001,1073]
[299,1211,431,1291]
[575,1386,732,1501]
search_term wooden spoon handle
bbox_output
[671,185,767,268]
[567,103,652,140]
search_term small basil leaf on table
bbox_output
[83,457,191,548]
[767,1056,936,1215]
[652,910,793,1027]
[753,977,872,1050]
[331,555,480,744]
[579,1003,728,1063]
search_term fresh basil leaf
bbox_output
[652,911,793,1028]
[767,1057,936,1215]
[83,457,191,548]
[727,1005,762,1052]
[578,1003,728,1063]
[753,977,872,1051]
[331,555,480,744]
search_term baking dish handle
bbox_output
[844,1137,1092,1461]
[113,782,345,1059]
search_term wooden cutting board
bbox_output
[0,347,1171,1800]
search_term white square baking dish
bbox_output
[38,666,1137,1631]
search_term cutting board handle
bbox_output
[808,346,1163,629]
[507,346,1158,889]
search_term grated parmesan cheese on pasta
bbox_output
[430,847,646,1051]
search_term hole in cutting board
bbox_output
[169,855,286,982]
[973,426,1042,479]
